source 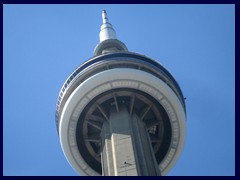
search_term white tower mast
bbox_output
[100,10,117,42]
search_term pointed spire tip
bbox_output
[102,10,108,24]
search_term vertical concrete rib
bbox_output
[101,107,161,176]
[131,114,161,175]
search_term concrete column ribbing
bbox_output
[101,107,161,176]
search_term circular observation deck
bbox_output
[55,51,186,176]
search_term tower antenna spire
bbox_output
[94,10,128,56]
[99,10,117,42]
[102,10,109,24]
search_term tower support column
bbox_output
[101,107,161,176]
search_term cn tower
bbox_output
[56,10,186,176]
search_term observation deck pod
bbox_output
[55,51,186,176]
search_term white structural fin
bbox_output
[99,10,117,42]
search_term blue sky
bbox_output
[3,4,235,176]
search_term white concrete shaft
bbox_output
[101,107,161,176]
[101,108,138,176]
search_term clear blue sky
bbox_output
[3,4,235,176]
